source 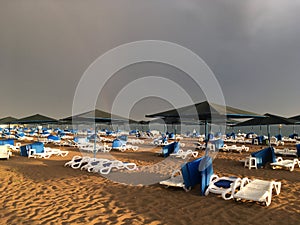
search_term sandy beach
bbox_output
[0,139,299,225]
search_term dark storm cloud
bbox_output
[0,0,299,119]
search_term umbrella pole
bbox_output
[293,124,295,134]
[205,120,208,142]
[267,124,271,147]
[204,120,209,156]
[94,123,97,158]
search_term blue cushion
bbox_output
[214,180,233,189]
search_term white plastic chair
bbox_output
[244,156,257,170]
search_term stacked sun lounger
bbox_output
[64,155,137,175]
[270,157,300,171]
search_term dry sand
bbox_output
[0,139,299,225]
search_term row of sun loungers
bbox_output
[169,149,199,159]
[64,156,137,175]
[274,147,299,157]
[160,172,281,206]
[270,157,300,172]
[220,144,249,153]
[28,147,69,159]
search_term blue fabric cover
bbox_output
[251,147,276,168]
[0,139,14,146]
[118,135,128,142]
[106,131,114,135]
[246,132,255,139]
[275,134,282,141]
[252,136,264,145]
[181,156,214,195]
[296,144,300,157]
[214,180,233,189]
[112,139,126,148]
[162,142,180,157]
[289,133,298,139]
[211,139,224,150]
[168,133,175,139]
[47,135,60,141]
[20,145,29,157]
[20,142,44,156]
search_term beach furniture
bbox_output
[64,155,83,167]
[97,160,137,174]
[221,144,249,153]
[158,141,180,157]
[159,156,214,195]
[251,147,276,168]
[44,147,69,157]
[0,145,12,159]
[274,144,300,157]
[270,157,300,171]
[270,137,284,146]
[194,141,206,150]
[27,148,52,159]
[229,145,249,153]
[169,149,198,159]
[242,147,276,169]
[67,156,91,169]
[112,138,138,152]
[152,137,169,147]
[159,169,187,190]
[232,178,281,206]
[80,158,111,172]
[20,142,44,157]
[205,175,241,200]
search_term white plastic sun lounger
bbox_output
[80,158,111,172]
[44,147,69,157]
[64,155,82,167]
[232,178,281,206]
[169,149,198,159]
[159,169,190,191]
[98,160,137,174]
[28,149,52,159]
[270,157,300,172]
[112,144,139,152]
[68,156,91,169]
[274,148,298,157]
[205,174,241,200]
[227,145,249,153]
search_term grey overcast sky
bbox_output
[1,0,300,120]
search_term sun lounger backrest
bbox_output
[0,139,14,146]
[296,144,300,157]
[275,134,282,141]
[20,142,45,156]
[30,142,44,153]
[20,145,29,156]
[251,147,276,168]
[211,139,224,150]
[112,139,126,148]
[181,156,213,195]
[118,135,128,142]
[162,142,180,157]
